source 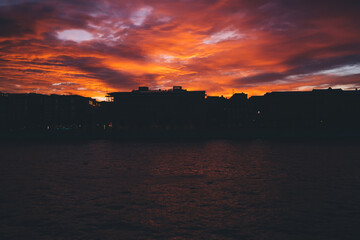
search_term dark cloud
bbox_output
[85,42,146,60]
[22,69,51,73]
[236,72,285,84]
[0,2,56,37]
[236,54,360,85]
[51,56,138,88]
[0,17,34,37]
[285,54,360,75]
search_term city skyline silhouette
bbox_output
[1,85,360,139]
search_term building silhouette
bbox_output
[0,93,99,132]
[205,96,228,129]
[228,93,248,128]
[107,86,205,130]
[248,88,360,128]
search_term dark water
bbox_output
[1,140,360,240]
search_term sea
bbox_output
[1,139,360,239]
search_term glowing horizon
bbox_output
[1,0,360,99]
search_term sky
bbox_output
[0,0,360,99]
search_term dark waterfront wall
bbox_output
[1,87,360,139]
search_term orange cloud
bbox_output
[0,0,360,99]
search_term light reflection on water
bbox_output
[1,140,360,239]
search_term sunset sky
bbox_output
[1,0,360,99]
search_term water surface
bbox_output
[1,140,360,239]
